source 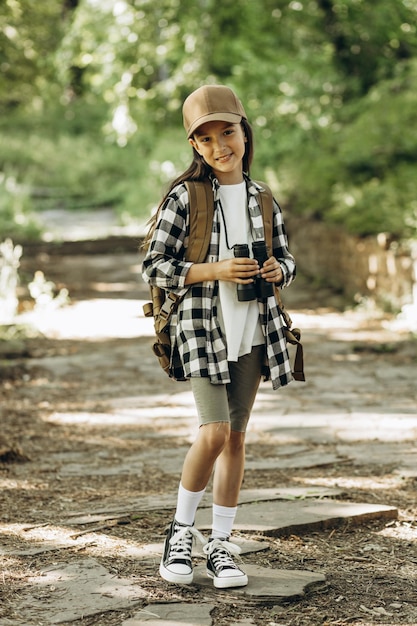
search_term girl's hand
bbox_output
[216,257,259,283]
[260,256,283,283]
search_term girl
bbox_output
[142,85,296,589]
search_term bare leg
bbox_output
[180,421,231,492]
[212,430,246,507]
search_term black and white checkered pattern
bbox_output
[142,175,296,390]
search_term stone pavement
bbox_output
[2,268,417,624]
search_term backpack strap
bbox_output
[255,180,273,253]
[184,180,214,263]
[256,181,305,382]
[255,181,292,328]
[150,180,214,336]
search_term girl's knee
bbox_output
[226,430,246,454]
[200,422,230,453]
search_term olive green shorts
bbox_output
[190,345,265,433]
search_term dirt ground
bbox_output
[1,239,417,626]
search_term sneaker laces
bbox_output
[168,525,206,561]
[203,538,242,568]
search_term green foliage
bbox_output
[0,0,66,111]
[1,0,417,239]
[277,59,417,236]
[0,176,41,240]
[339,61,417,172]
[316,0,417,95]
[0,106,193,238]
[328,162,417,236]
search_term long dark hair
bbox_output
[143,119,254,248]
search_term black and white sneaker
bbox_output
[159,519,206,584]
[203,538,248,588]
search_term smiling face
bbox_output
[189,120,247,185]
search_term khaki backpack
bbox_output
[143,180,304,381]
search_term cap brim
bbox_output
[187,112,243,138]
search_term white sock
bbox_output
[211,503,238,540]
[175,483,206,526]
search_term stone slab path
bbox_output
[122,602,215,626]
[196,500,397,536]
[2,245,416,625]
[16,558,148,625]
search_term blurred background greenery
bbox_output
[1,0,416,241]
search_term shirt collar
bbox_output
[210,173,262,200]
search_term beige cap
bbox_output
[183,85,247,137]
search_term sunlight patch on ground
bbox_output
[37,207,146,242]
[43,407,197,426]
[295,475,406,492]
[14,297,409,343]
[17,299,153,340]
[12,299,388,342]
[248,411,417,442]
[379,523,417,544]
[0,479,47,491]
[293,310,411,343]
[108,391,196,409]
[40,407,417,447]
[0,522,156,560]
[292,311,366,330]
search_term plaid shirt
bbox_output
[142,175,296,390]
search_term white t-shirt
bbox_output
[217,182,264,361]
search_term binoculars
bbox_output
[234,241,275,301]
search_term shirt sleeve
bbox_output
[272,198,296,288]
[142,185,193,292]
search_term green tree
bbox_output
[317,0,417,95]
[0,0,77,111]
[1,0,417,238]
